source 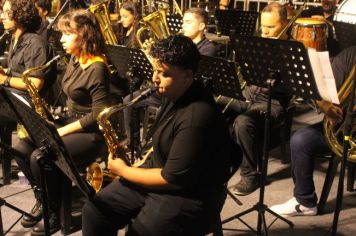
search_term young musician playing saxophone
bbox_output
[82,34,240,236]
[0,0,56,121]
[13,9,111,235]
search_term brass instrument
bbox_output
[89,2,119,45]
[172,0,183,16]
[86,87,158,192]
[324,66,356,161]
[17,55,61,139]
[136,8,171,48]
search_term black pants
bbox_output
[14,131,107,210]
[82,179,225,236]
[217,96,284,180]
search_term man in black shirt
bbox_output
[123,7,216,151]
[301,0,340,57]
[270,46,356,217]
[82,34,241,236]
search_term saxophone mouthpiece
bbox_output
[130,86,158,104]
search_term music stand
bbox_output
[166,14,182,34]
[196,55,244,101]
[333,21,356,50]
[222,35,322,235]
[215,10,259,36]
[105,45,154,159]
[0,87,94,235]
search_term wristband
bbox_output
[3,75,11,87]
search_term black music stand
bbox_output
[105,45,153,160]
[196,55,244,101]
[0,87,94,235]
[222,35,323,235]
[333,21,356,50]
[166,14,183,34]
[215,10,259,36]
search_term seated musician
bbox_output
[82,34,241,236]
[0,0,56,130]
[123,7,216,151]
[112,0,142,49]
[270,46,356,216]
[218,2,292,196]
[301,0,340,57]
[13,9,111,234]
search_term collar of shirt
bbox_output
[78,54,107,70]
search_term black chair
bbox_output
[0,123,17,185]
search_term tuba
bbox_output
[323,66,356,161]
[89,2,119,45]
[136,8,171,48]
[17,55,61,139]
[86,87,157,192]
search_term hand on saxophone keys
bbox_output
[107,152,128,177]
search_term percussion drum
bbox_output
[334,0,356,24]
[291,17,327,51]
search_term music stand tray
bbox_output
[196,55,244,101]
[215,10,259,36]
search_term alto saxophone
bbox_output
[17,55,61,139]
[86,87,157,192]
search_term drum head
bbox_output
[334,0,356,24]
[294,17,326,26]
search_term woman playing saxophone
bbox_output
[13,9,112,234]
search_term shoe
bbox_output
[21,200,42,228]
[270,197,317,217]
[30,212,61,236]
[231,178,259,196]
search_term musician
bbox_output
[301,0,340,57]
[219,0,234,10]
[0,0,55,107]
[82,34,240,236]
[35,0,52,40]
[218,2,291,196]
[13,9,111,234]
[270,46,356,216]
[122,7,216,151]
[112,0,142,49]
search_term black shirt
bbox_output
[61,56,111,131]
[148,80,237,199]
[196,37,216,57]
[331,46,356,89]
[7,32,56,98]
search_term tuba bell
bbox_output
[89,2,119,45]
[323,66,356,161]
[136,8,171,48]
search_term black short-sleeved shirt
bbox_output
[147,80,236,199]
[7,32,55,98]
[196,37,216,57]
[61,56,111,131]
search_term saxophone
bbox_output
[86,87,157,192]
[17,55,61,139]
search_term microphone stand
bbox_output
[331,66,356,235]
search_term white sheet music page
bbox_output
[307,48,340,104]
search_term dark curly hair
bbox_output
[4,0,41,32]
[150,34,200,73]
[57,9,105,56]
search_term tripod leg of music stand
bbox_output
[265,207,294,226]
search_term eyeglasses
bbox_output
[0,10,12,18]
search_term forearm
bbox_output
[58,120,83,137]
[119,166,172,188]
[0,74,44,91]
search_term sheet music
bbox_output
[307,49,340,104]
